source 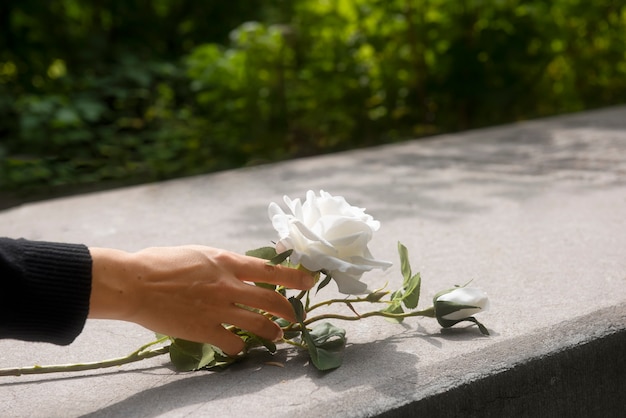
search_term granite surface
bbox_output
[1,106,625,417]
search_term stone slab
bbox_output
[1,106,625,417]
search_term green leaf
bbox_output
[345,302,361,318]
[255,282,277,290]
[53,107,81,127]
[402,272,421,309]
[301,327,345,371]
[274,317,291,327]
[169,339,217,371]
[398,241,412,282]
[288,297,345,371]
[238,331,277,353]
[439,317,490,336]
[392,242,422,309]
[275,317,299,339]
[289,296,305,323]
[316,273,332,294]
[246,246,277,260]
[466,317,490,336]
[268,249,293,266]
[365,290,388,302]
[381,301,405,323]
[309,322,346,350]
[306,344,345,371]
[435,302,481,323]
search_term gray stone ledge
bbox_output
[382,304,626,418]
[1,106,625,417]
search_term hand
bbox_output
[88,246,314,355]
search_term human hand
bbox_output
[88,246,314,355]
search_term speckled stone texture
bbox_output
[1,106,625,417]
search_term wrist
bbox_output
[88,247,138,321]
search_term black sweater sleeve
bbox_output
[0,237,92,345]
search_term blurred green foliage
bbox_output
[1,0,625,199]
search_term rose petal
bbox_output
[268,190,391,295]
[331,271,369,294]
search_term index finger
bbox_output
[235,254,315,290]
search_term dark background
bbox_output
[1,0,624,207]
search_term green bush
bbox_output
[185,0,626,154]
[1,0,625,198]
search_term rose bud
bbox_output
[433,287,490,332]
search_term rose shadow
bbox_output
[72,324,492,417]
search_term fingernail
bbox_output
[273,329,284,342]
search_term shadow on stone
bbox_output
[380,329,626,418]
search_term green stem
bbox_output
[303,306,436,326]
[280,338,307,349]
[307,296,377,312]
[0,338,170,377]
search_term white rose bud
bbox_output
[433,287,490,330]
[268,190,392,294]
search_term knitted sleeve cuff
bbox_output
[0,238,93,345]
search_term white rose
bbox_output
[268,190,392,294]
[434,287,490,322]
